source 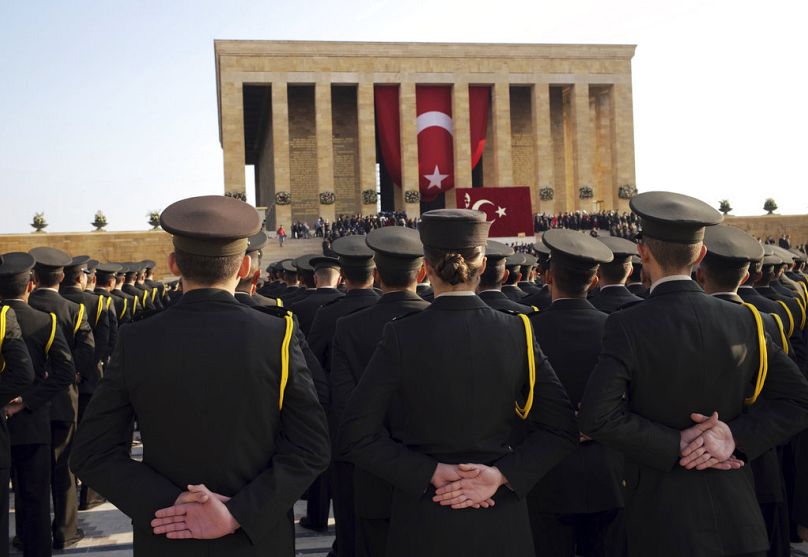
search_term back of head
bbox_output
[419,209,490,288]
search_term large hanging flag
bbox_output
[456,186,534,238]
[375,85,490,202]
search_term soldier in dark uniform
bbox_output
[234,231,280,308]
[521,243,553,310]
[1,252,75,557]
[331,226,429,557]
[278,259,304,306]
[111,265,140,322]
[579,191,808,557]
[28,247,95,549]
[477,240,536,313]
[142,260,165,312]
[625,255,649,298]
[95,263,129,326]
[289,256,343,336]
[302,237,379,539]
[123,264,153,318]
[518,254,542,295]
[71,195,330,556]
[502,253,529,301]
[526,229,624,557]
[338,209,578,557]
[257,262,285,298]
[283,255,318,308]
[589,236,644,314]
[695,224,793,557]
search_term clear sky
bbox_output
[1,0,805,233]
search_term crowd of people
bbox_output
[286,212,417,243]
[2,192,808,557]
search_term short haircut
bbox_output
[377,266,420,289]
[237,252,261,290]
[283,271,298,283]
[642,236,702,272]
[551,262,597,297]
[700,257,749,292]
[503,268,520,285]
[600,260,632,284]
[628,262,643,283]
[314,267,340,286]
[63,268,83,286]
[341,266,373,284]
[33,267,63,288]
[174,249,243,285]
[478,260,507,289]
[0,272,31,299]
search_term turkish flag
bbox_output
[456,187,534,238]
[416,86,453,202]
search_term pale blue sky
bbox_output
[2,0,806,233]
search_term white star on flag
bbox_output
[495,206,507,218]
[423,165,448,190]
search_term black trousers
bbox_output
[11,443,51,557]
[356,516,389,557]
[531,509,624,557]
[51,420,78,544]
[77,393,103,508]
[0,467,9,557]
[306,466,332,528]
[333,461,356,557]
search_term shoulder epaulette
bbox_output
[321,297,344,308]
[615,299,644,312]
[341,304,373,319]
[251,305,293,319]
[495,308,521,317]
[391,309,422,322]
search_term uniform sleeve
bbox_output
[22,325,76,412]
[225,322,330,544]
[307,309,330,368]
[70,331,182,526]
[106,304,118,359]
[330,327,356,427]
[92,300,111,364]
[494,336,579,498]
[729,334,808,460]
[336,323,438,497]
[579,315,683,472]
[0,309,35,405]
[73,309,96,380]
[295,320,330,407]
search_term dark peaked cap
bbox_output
[29,247,72,270]
[66,255,91,270]
[294,255,316,273]
[770,245,796,266]
[280,259,298,273]
[505,252,527,271]
[247,230,268,254]
[332,236,375,269]
[310,256,341,272]
[484,240,514,263]
[703,224,764,264]
[160,195,261,257]
[419,209,491,249]
[630,191,723,243]
[366,227,423,272]
[96,263,123,275]
[542,228,613,270]
[0,252,36,276]
[597,236,638,260]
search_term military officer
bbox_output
[520,243,553,310]
[111,265,140,322]
[283,255,318,308]
[94,262,129,326]
[588,236,644,314]
[277,259,303,306]
[502,253,529,301]
[234,231,279,308]
[289,256,343,336]
[71,195,330,556]
[518,254,542,295]
[1,252,75,556]
[338,209,578,557]
[526,229,624,557]
[578,191,808,557]
[625,255,649,298]
[142,261,165,312]
[477,240,537,313]
[28,246,94,549]
[331,226,430,557]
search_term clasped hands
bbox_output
[150,484,239,540]
[679,411,744,471]
[430,462,508,510]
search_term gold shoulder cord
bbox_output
[73,304,85,335]
[770,313,789,355]
[531,306,539,312]
[0,306,8,373]
[278,311,294,410]
[741,303,768,405]
[45,313,57,355]
[776,301,795,337]
[794,296,807,330]
[277,298,283,307]
[515,314,537,419]
[120,297,128,320]
[106,296,112,311]
[151,288,158,303]
[95,296,104,326]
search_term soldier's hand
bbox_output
[3,397,24,419]
[432,464,506,509]
[679,412,738,470]
[430,462,466,489]
[151,490,239,539]
[174,484,231,506]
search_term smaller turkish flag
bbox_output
[456,187,534,238]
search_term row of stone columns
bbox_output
[221,79,636,227]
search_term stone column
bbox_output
[220,79,246,196]
[357,81,377,216]
[271,82,292,229]
[532,82,554,214]
[450,81,472,209]
[612,81,637,212]
[572,82,595,211]
[315,80,336,222]
[399,81,420,217]
[492,80,513,186]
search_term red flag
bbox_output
[416,86,453,202]
[374,86,402,186]
[456,187,534,238]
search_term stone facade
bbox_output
[216,40,638,227]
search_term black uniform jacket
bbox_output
[588,284,644,314]
[626,282,650,299]
[0,305,36,466]
[579,280,808,557]
[528,298,624,515]
[289,288,344,336]
[61,286,111,394]
[124,283,155,318]
[94,288,120,350]
[28,288,93,422]
[501,284,528,301]
[111,288,137,324]
[518,281,541,295]
[3,300,75,446]
[478,290,535,314]
[520,285,553,310]
[251,293,279,307]
[338,294,578,557]
[71,289,330,557]
[331,290,430,519]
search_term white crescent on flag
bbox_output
[416,111,453,135]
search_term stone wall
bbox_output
[0,231,175,280]
[288,85,319,224]
[725,215,808,244]
[331,86,360,216]
[510,86,535,191]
